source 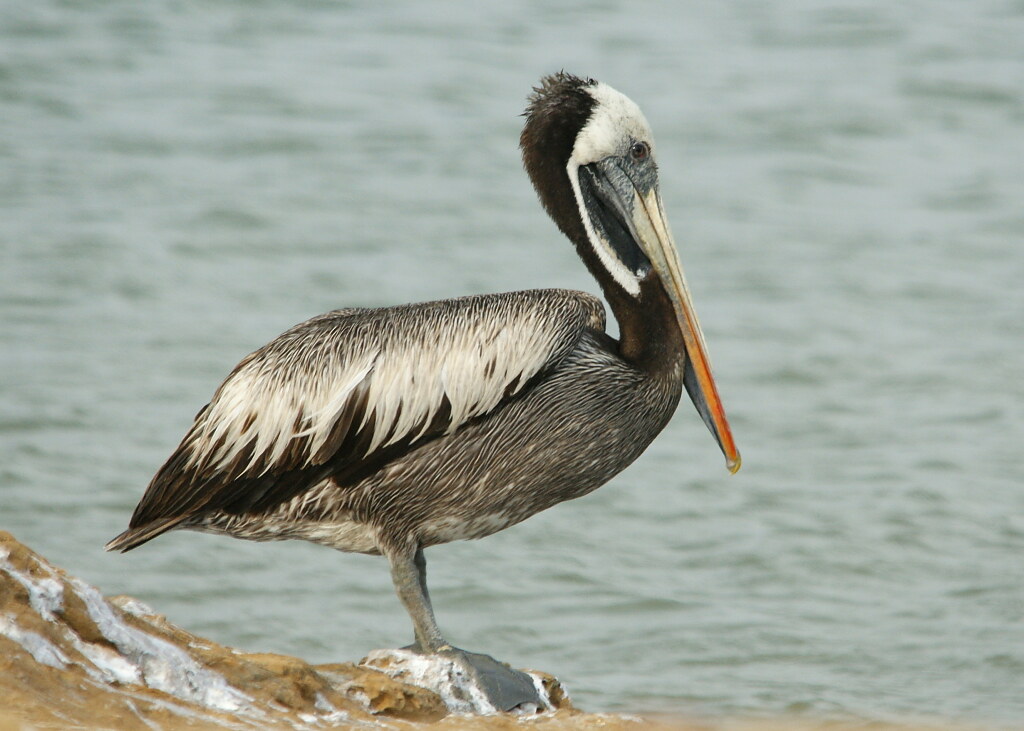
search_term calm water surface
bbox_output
[3,1,1023,724]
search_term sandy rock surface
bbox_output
[0,531,995,731]
[0,530,665,730]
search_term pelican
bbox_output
[107,72,740,711]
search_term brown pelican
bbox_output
[107,72,740,711]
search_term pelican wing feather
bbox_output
[112,290,605,545]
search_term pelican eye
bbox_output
[629,141,650,161]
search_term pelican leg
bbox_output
[386,545,545,713]
[388,545,447,652]
[413,548,436,637]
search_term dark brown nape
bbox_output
[520,73,638,319]
[520,74,687,372]
[521,75,647,360]
[520,72,596,249]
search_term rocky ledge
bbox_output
[0,530,655,730]
[0,531,988,731]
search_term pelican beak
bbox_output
[575,157,740,473]
[632,188,741,474]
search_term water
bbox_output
[3,0,1023,725]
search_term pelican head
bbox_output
[521,72,740,474]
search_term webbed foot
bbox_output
[399,643,545,712]
[440,646,544,712]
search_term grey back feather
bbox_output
[125,289,605,528]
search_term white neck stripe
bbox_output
[567,158,641,297]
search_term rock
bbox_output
[0,530,650,730]
[0,532,978,731]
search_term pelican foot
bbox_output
[398,643,545,713]
[440,646,545,713]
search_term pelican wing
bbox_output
[113,290,605,544]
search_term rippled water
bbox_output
[3,1,1023,725]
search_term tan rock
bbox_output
[0,532,990,731]
[0,530,583,729]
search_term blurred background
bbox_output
[2,0,1022,725]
